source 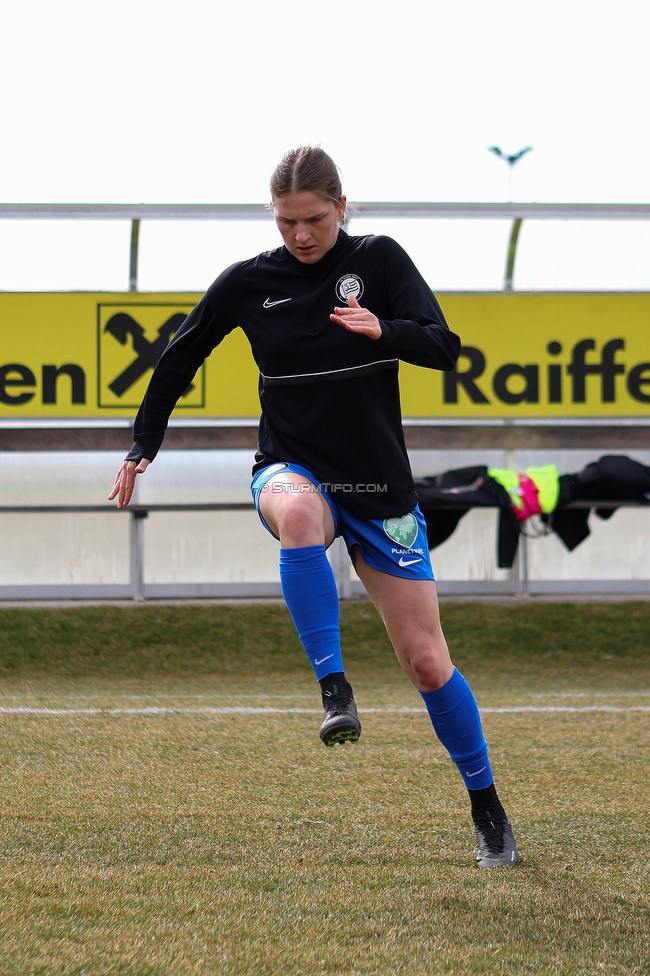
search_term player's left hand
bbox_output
[330,294,382,339]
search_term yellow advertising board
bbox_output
[0,292,648,418]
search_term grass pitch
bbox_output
[0,602,649,975]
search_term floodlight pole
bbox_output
[487,146,533,290]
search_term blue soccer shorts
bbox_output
[251,461,434,581]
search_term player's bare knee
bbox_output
[267,494,328,547]
[281,510,324,546]
[402,642,453,691]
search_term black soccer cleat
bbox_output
[319,682,361,748]
[473,817,519,868]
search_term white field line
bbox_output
[481,706,650,713]
[529,691,650,698]
[0,705,649,717]
[2,690,649,703]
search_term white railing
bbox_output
[3,201,650,291]
[0,500,647,602]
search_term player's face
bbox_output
[273,191,346,264]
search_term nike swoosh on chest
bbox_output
[262,297,292,308]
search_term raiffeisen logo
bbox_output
[444,338,650,406]
[97,303,204,409]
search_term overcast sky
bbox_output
[1,0,649,290]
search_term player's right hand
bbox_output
[108,459,150,509]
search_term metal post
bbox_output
[129,219,140,292]
[518,530,529,595]
[504,217,523,291]
[130,509,148,600]
[507,528,528,596]
[504,448,523,594]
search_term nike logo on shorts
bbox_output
[263,297,292,308]
[398,556,423,567]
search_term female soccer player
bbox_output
[109,146,518,868]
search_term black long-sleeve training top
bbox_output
[126,230,461,519]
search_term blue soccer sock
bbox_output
[279,545,344,681]
[420,667,494,791]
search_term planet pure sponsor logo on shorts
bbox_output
[393,548,425,567]
[382,514,418,548]
[335,274,364,303]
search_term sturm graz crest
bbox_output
[335,274,364,303]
